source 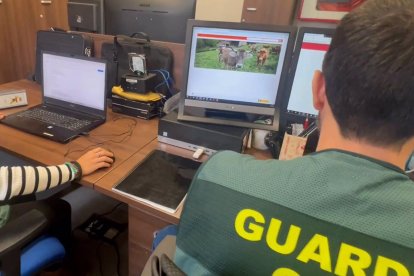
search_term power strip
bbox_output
[80,214,127,242]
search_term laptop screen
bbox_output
[42,52,106,112]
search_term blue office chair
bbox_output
[0,148,66,276]
[0,208,66,276]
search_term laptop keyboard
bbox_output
[18,109,91,131]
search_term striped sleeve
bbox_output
[0,164,75,201]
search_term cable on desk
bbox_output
[63,117,137,158]
[88,116,138,138]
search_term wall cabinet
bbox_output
[195,0,297,26]
[0,0,19,84]
[241,0,296,25]
[195,0,245,23]
[0,0,69,84]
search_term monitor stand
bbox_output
[205,109,248,122]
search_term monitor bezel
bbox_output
[68,2,98,32]
[280,26,336,128]
[177,19,297,131]
[104,0,196,43]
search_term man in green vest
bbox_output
[149,0,414,275]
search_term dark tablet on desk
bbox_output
[113,150,202,213]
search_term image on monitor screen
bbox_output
[178,20,296,131]
[283,27,335,125]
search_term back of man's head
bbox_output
[323,0,414,147]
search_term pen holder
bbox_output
[279,133,308,160]
[278,128,320,160]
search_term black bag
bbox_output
[35,30,94,84]
[101,42,118,98]
[102,32,174,98]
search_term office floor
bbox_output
[57,187,130,276]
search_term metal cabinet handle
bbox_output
[246,7,257,12]
[41,0,52,4]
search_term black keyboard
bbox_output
[18,109,91,131]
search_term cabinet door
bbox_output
[195,0,244,22]
[0,0,38,83]
[0,0,19,83]
[32,0,69,31]
[0,0,69,84]
[27,0,70,76]
[10,0,39,81]
[27,0,69,76]
[241,0,296,25]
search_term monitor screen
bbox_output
[178,20,296,131]
[284,27,335,123]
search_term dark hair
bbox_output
[323,0,414,146]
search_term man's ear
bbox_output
[312,70,326,111]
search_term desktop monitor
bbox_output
[282,27,335,125]
[105,0,196,43]
[177,20,296,131]
[68,0,105,33]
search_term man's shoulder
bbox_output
[204,150,311,170]
[202,150,288,174]
[196,150,305,193]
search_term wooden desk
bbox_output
[0,80,158,188]
[0,80,161,274]
[0,80,271,274]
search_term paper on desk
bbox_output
[279,133,307,160]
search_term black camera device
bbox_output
[120,73,157,94]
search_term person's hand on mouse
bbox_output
[0,113,5,120]
[76,147,115,176]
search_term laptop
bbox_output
[1,51,107,143]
